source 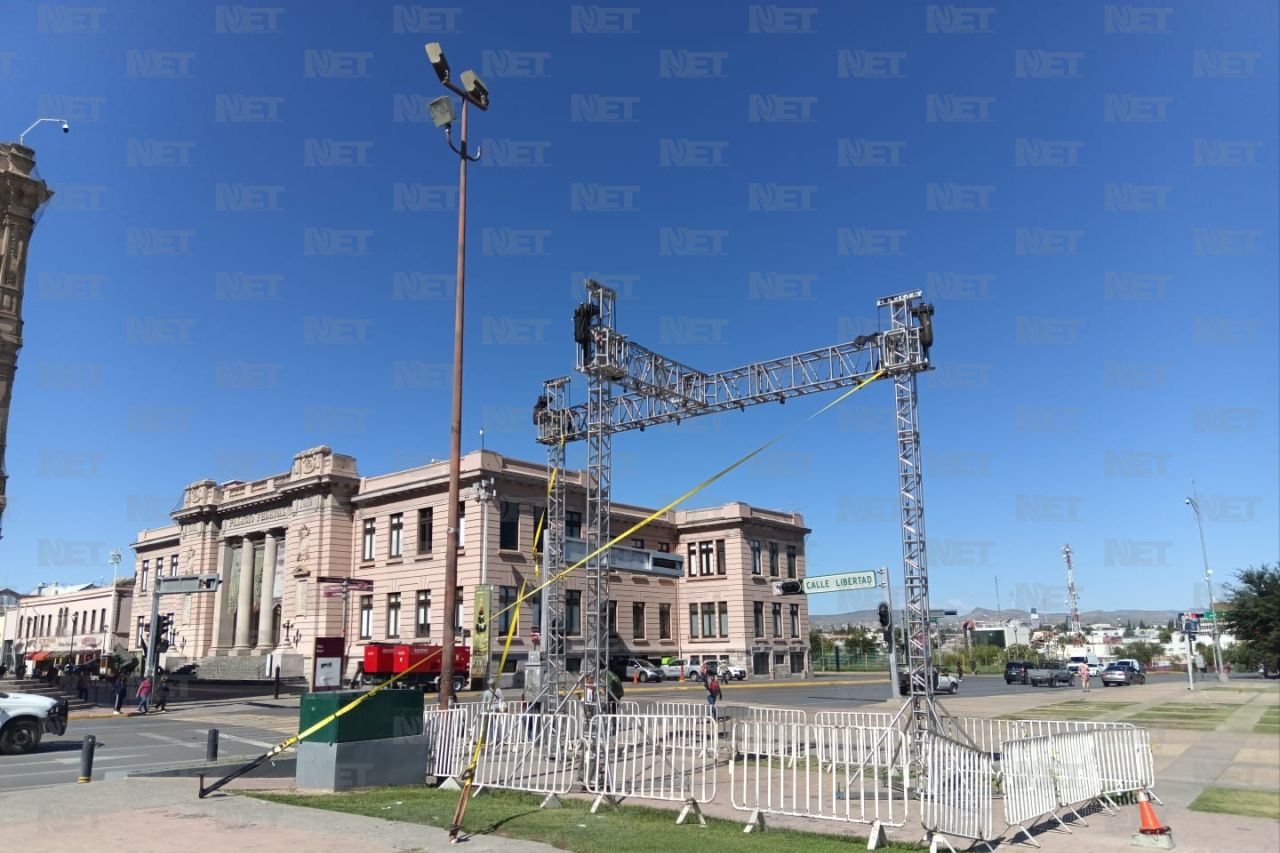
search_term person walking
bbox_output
[1077,661,1090,693]
[704,669,722,716]
[76,670,90,702]
[154,674,171,712]
[136,675,154,715]
[112,673,127,715]
[480,678,504,713]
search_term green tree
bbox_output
[1222,564,1280,668]
[1002,644,1038,665]
[1116,641,1163,666]
[1158,627,1173,644]
[842,626,878,656]
[809,628,827,662]
[1123,624,1136,638]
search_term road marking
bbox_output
[217,732,277,749]
[41,752,146,765]
[137,732,202,749]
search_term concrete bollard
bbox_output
[78,735,96,783]
[206,728,219,762]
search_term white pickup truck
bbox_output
[0,690,70,755]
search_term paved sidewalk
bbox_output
[0,777,560,853]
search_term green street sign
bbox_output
[801,571,878,595]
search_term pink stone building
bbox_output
[9,581,133,675]
[130,446,810,685]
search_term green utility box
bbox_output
[299,689,424,745]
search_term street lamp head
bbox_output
[460,70,490,110]
[61,120,70,133]
[428,95,457,129]
[425,42,450,83]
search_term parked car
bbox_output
[1100,662,1146,687]
[898,667,960,695]
[659,659,702,681]
[721,664,747,681]
[623,659,664,683]
[1004,661,1032,685]
[0,691,69,755]
[1027,660,1075,687]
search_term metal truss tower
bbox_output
[1062,543,1081,638]
[879,292,939,741]
[534,376,570,704]
[535,283,936,725]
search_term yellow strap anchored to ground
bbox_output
[449,582,525,840]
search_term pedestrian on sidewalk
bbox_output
[154,674,171,712]
[0,663,7,680]
[1077,662,1090,693]
[704,669,721,716]
[76,670,90,702]
[112,673,127,714]
[136,675,154,715]
[480,678,504,713]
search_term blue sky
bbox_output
[2,1,1276,616]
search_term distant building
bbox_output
[131,446,812,685]
[10,580,134,675]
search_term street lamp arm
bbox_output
[18,117,70,146]
[444,125,481,162]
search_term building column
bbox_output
[255,531,280,652]
[210,539,233,651]
[233,537,257,651]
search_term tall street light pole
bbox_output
[423,42,490,711]
[1185,483,1227,683]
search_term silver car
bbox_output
[624,658,664,683]
[1100,662,1146,686]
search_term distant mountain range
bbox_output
[809,607,1182,630]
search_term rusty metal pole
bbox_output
[438,97,469,711]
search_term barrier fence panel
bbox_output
[920,733,995,847]
[424,707,471,780]
[1001,735,1061,842]
[730,722,910,830]
[1050,730,1103,812]
[1090,726,1154,798]
[586,714,718,811]
[473,711,580,795]
[645,700,713,718]
[617,700,641,716]
[813,711,896,731]
[744,707,807,727]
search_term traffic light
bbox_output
[772,580,804,596]
[154,614,173,653]
[878,602,890,628]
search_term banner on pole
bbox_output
[471,585,492,681]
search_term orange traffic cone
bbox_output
[633,670,639,685]
[1131,789,1174,849]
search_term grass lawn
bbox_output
[249,787,923,853]
[1124,704,1238,731]
[1002,701,1136,722]
[1254,706,1280,736]
[1189,787,1280,821]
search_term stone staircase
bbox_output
[3,678,97,712]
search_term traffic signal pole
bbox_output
[144,584,161,678]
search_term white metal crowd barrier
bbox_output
[730,721,910,833]
[813,710,896,731]
[936,716,1136,758]
[1051,730,1103,814]
[920,733,995,849]
[1090,726,1154,800]
[742,706,807,727]
[473,711,581,796]
[1001,734,1064,844]
[585,714,718,823]
[424,707,471,780]
[644,700,713,717]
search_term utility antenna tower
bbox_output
[1062,543,1081,638]
[534,283,937,743]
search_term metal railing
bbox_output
[919,733,995,846]
[585,714,718,813]
[473,711,581,796]
[729,722,910,831]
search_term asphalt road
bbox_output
[620,672,1019,707]
[0,707,294,793]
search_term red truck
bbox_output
[361,642,472,692]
